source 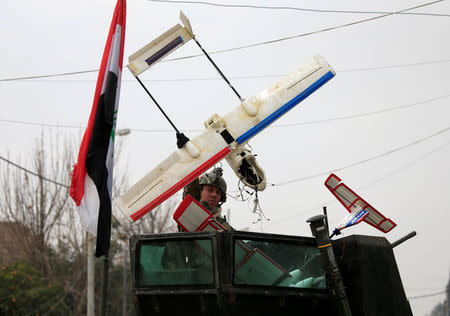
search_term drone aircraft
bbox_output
[116,12,336,223]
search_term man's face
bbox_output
[200,184,222,208]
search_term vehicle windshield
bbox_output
[135,236,325,290]
[136,239,214,287]
[234,239,325,289]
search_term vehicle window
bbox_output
[234,239,325,289]
[136,239,214,287]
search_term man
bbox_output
[198,167,226,215]
[161,168,233,275]
[181,167,232,230]
[161,168,229,270]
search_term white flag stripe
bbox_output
[80,175,101,235]
[109,25,122,75]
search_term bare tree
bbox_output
[0,131,73,274]
[0,129,179,315]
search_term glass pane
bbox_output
[234,239,325,289]
[137,239,214,287]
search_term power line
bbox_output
[164,0,445,60]
[3,125,450,192]
[0,155,69,188]
[148,0,450,17]
[274,125,450,186]
[2,92,448,131]
[338,58,450,72]
[0,0,444,82]
[352,139,450,191]
[3,74,283,83]
[0,154,138,242]
[264,138,450,224]
[0,119,84,129]
[2,58,450,83]
[408,290,446,300]
[0,69,98,82]
[272,93,450,128]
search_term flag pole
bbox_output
[100,254,110,316]
[87,233,95,316]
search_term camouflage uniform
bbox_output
[183,167,233,230]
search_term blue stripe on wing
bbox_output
[236,70,335,144]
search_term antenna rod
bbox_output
[323,206,330,236]
[391,231,417,248]
[193,36,244,102]
[134,75,190,148]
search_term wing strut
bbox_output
[127,11,199,152]
[192,36,244,102]
[133,75,189,148]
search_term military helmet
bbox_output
[199,167,227,203]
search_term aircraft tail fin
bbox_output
[127,12,193,76]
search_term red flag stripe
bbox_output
[70,0,126,206]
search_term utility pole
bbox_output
[87,232,95,316]
[122,254,127,316]
[445,275,450,316]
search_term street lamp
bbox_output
[116,128,131,136]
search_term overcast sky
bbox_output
[1,0,450,314]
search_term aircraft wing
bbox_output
[324,173,396,233]
[116,55,335,222]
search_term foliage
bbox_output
[0,262,68,315]
[429,302,445,316]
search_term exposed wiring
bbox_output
[236,180,253,202]
[250,190,270,231]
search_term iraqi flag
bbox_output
[70,0,126,258]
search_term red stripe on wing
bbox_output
[130,146,230,221]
